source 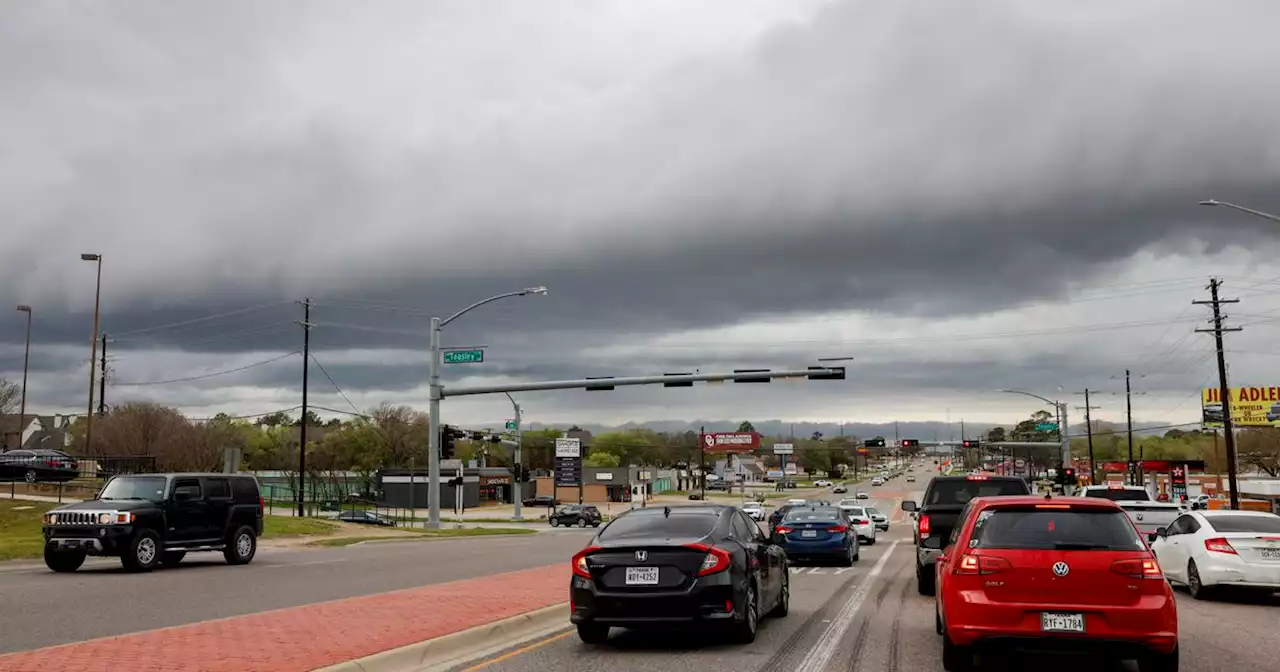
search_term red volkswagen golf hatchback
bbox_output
[934,495,1178,671]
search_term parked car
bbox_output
[336,510,397,526]
[0,449,80,483]
[550,504,602,527]
[1148,509,1280,600]
[523,495,559,508]
[570,504,789,644]
[935,495,1177,672]
[774,505,858,565]
[906,475,916,483]
[813,480,833,488]
[42,473,263,573]
[740,501,767,521]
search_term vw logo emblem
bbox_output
[1052,561,1070,577]
[635,550,648,562]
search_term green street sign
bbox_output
[443,349,484,364]
[1036,423,1059,431]
[505,420,518,430]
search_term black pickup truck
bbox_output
[901,474,1030,595]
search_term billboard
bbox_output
[700,432,761,453]
[1201,387,1280,427]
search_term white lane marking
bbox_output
[794,539,901,672]
[265,559,349,569]
[808,567,826,575]
[833,567,854,575]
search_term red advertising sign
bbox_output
[700,432,761,453]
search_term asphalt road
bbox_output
[451,477,1280,672]
[0,528,597,654]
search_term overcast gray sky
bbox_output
[4,0,1280,431]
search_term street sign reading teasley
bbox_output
[443,349,484,364]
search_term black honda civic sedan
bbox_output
[569,504,790,645]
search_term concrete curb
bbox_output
[312,602,570,672]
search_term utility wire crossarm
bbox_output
[1193,277,1244,510]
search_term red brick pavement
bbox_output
[0,564,567,672]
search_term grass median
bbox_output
[0,500,56,561]
[306,527,536,547]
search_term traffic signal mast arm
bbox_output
[441,367,845,398]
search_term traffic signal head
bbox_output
[864,438,886,448]
[901,439,919,448]
[962,439,981,448]
[441,425,457,460]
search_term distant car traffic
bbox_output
[906,475,916,483]
[0,449,79,484]
[871,477,884,486]
[935,495,1177,671]
[523,495,560,508]
[832,484,848,494]
[1148,509,1280,600]
[336,510,397,526]
[570,504,789,644]
[740,501,766,521]
[855,491,869,499]
[774,505,858,566]
[813,480,833,488]
[550,504,602,528]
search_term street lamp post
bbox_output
[427,286,547,530]
[505,392,524,522]
[81,254,103,453]
[1199,199,1280,224]
[996,389,1070,482]
[15,305,32,447]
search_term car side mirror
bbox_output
[1154,527,1167,539]
[901,500,917,512]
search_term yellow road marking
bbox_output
[460,629,575,671]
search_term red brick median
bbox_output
[0,564,567,672]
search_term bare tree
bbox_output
[0,378,19,416]
[370,403,429,467]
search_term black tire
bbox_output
[576,623,610,644]
[841,545,856,567]
[592,522,600,527]
[935,605,944,635]
[44,546,86,573]
[1138,646,1180,672]
[731,582,759,644]
[578,518,587,528]
[1187,561,1215,601]
[868,536,877,546]
[121,530,162,573]
[224,526,257,565]
[941,633,974,671]
[917,562,936,596]
[161,551,186,566]
[549,519,558,527]
[768,572,790,618]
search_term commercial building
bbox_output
[376,467,531,510]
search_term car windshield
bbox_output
[1206,514,1280,533]
[783,507,842,522]
[924,479,1028,506]
[839,499,860,506]
[1084,488,1151,502]
[99,476,167,502]
[970,507,1146,551]
[598,509,718,541]
[841,507,866,516]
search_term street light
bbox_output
[81,253,103,453]
[995,388,1071,483]
[427,286,547,529]
[14,305,31,448]
[1199,199,1280,224]
[505,392,525,522]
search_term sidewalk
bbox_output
[0,564,567,672]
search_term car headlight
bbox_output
[46,513,57,524]
[98,513,113,524]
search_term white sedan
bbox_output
[1148,509,1280,600]
[740,501,767,521]
[836,501,877,544]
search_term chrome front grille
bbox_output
[50,511,108,525]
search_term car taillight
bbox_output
[918,515,931,538]
[775,526,793,534]
[1111,558,1163,579]
[954,554,1011,575]
[1205,537,1238,555]
[571,545,602,579]
[853,518,869,525]
[686,543,731,576]
[965,475,988,480]
[828,524,849,533]
[259,496,265,511]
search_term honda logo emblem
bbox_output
[1052,561,1070,577]
[635,550,648,562]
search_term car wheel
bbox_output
[577,623,610,644]
[549,519,558,527]
[1138,646,1180,672]
[941,632,974,671]
[224,526,257,565]
[24,469,37,484]
[868,535,877,546]
[732,582,759,644]
[161,551,186,566]
[768,572,790,618]
[592,522,600,527]
[917,562,936,596]
[842,545,856,567]
[578,518,587,528]
[1187,560,1215,601]
[121,530,162,573]
[44,546,86,573]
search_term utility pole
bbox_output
[1194,278,1242,510]
[1075,390,1102,484]
[508,394,523,521]
[699,425,707,500]
[296,298,313,518]
[1125,369,1136,485]
[98,333,108,416]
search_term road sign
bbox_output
[1036,423,1059,431]
[440,459,463,471]
[505,420,518,431]
[773,443,794,454]
[443,349,484,364]
[554,438,582,458]
[554,457,581,486]
[701,432,761,452]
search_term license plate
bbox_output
[625,567,659,585]
[1041,612,1085,633]
[802,530,818,538]
[1260,548,1280,560]
[62,540,79,549]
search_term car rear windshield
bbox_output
[784,508,842,522]
[1083,488,1151,502]
[924,478,1028,506]
[598,510,719,540]
[1206,515,1280,534]
[970,507,1146,551]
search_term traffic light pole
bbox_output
[507,394,524,522]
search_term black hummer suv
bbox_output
[901,474,1030,595]
[41,472,264,573]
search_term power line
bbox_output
[109,301,293,338]
[309,353,362,417]
[111,351,300,386]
